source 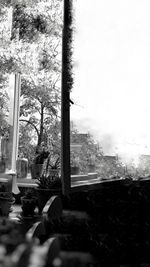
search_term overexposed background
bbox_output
[71,0,150,157]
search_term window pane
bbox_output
[0,74,20,174]
[0,1,63,181]
[15,1,63,180]
[71,0,150,185]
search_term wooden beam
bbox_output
[61,0,73,195]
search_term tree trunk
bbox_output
[37,104,44,147]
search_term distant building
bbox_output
[102,155,117,161]
[71,133,89,144]
[70,143,82,153]
[138,155,150,174]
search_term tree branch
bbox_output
[19,119,39,138]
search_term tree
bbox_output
[70,124,103,173]
[0,0,63,73]
[18,123,35,163]
[0,0,63,162]
[20,72,61,149]
[11,0,63,42]
[0,75,10,136]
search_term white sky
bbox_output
[71,0,150,156]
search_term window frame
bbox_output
[61,0,101,194]
[0,73,21,193]
[61,0,72,195]
[0,0,104,194]
[0,73,21,176]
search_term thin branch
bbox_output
[19,119,39,138]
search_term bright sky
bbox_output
[71,0,150,156]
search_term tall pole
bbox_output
[61,0,73,195]
[11,73,21,194]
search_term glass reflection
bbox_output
[70,0,150,183]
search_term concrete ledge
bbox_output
[71,173,97,182]
[87,173,97,179]
[17,178,38,188]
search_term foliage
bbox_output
[0,0,63,164]
[11,1,63,42]
[0,115,9,137]
[19,72,61,149]
[0,178,12,193]
[19,119,61,167]
[22,189,36,200]
[70,125,103,173]
[0,77,10,136]
[46,119,61,157]
[36,173,61,189]
[97,156,123,179]
[70,151,80,167]
[0,0,11,8]
[0,184,8,193]
[44,155,60,170]
[36,154,61,189]
[33,148,50,164]
[18,123,36,163]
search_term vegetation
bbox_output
[36,174,61,189]
[1,0,145,180]
[36,153,61,189]
[0,0,63,166]
[70,124,103,174]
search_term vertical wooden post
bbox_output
[11,73,21,194]
[61,0,73,195]
[12,73,21,172]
